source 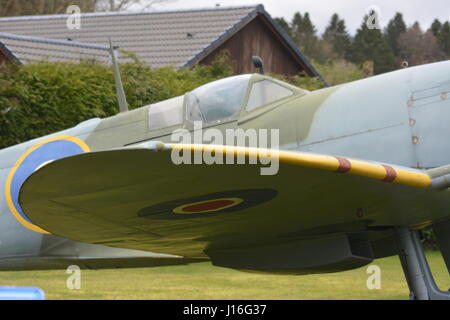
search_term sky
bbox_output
[139,0,450,35]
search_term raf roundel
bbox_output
[5,136,90,234]
[173,198,244,214]
[138,189,278,220]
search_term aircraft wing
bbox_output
[18,142,450,273]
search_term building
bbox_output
[0,5,325,83]
[0,34,111,65]
[0,40,19,64]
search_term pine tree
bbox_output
[274,17,292,38]
[385,13,406,57]
[323,13,352,60]
[290,12,303,46]
[350,16,397,75]
[290,12,319,59]
[430,19,442,37]
[438,22,450,57]
[324,13,340,37]
[301,13,317,40]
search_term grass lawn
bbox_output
[0,251,448,300]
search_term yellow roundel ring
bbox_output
[173,198,244,215]
[5,135,90,234]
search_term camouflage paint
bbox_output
[1,61,450,271]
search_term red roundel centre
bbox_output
[182,199,236,213]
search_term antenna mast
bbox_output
[109,38,129,113]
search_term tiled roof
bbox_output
[0,5,326,85]
[0,33,110,64]
[0,6,259,68]
[0,40,19,63]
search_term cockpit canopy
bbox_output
[148,74,305,131]
[186,75,251,123]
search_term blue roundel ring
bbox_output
[5,136,90,234]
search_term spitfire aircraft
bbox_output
[1,56,450,300]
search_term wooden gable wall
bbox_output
[199,14,310,77]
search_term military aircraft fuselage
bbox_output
[1,60,450,270]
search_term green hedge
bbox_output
[0,56,233,149]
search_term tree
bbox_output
[385,12,406,57]
[0,0,96,16]
[299,12,317,52]
[438,21,450,57]
[315,59,367,85]
[290,12,303,46]
[311,39,337,64]
[290,12,319,59]
[350,16,397,75]
[0,0,174,16]
[430,19,442,37]
[323,13,351,60]
[274,17,292,38]
[398,22,445,66]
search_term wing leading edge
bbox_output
[17,142,450,273]
[168,143,432,188]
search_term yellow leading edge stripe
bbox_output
[5,135,90,234]
[169,144,432,189]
